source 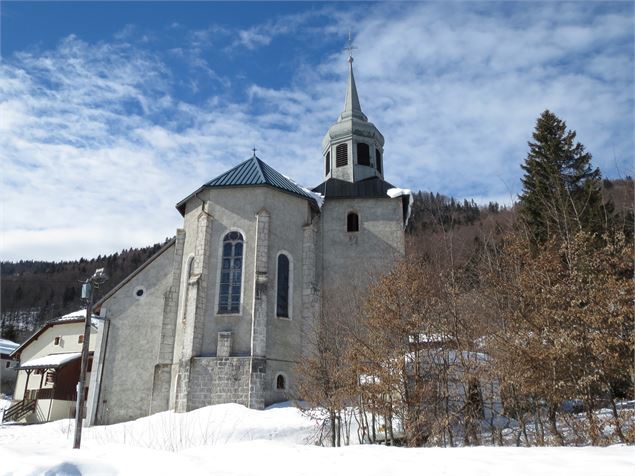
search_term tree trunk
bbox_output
[548,404,564,445]
[330,411,336,447]
[609,387,625,444]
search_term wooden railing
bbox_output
[2,398,37,423]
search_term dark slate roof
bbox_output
[176,156,319,214]
[312,177,394,199]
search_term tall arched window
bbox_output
[347,212,359,232]
[276,374,286,390]
[375,148,382,174]
[218,231,243,313]
[325,151,331,175]
[276,254,290,318]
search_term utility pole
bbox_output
[73,268,106,449]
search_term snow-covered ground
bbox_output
[0,403,633,476]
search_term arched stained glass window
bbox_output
[276,254,290,318]
[218,231,243,314]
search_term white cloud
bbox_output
[0,2,632,261]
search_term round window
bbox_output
[133,286,146,298]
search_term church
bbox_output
[85,53,411,425]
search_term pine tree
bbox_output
[519,110,606,246]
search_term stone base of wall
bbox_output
[187,356,266,410]
[249,358,266,409]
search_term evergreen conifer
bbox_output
[519,110,607,245]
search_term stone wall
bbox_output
[188,356,251,409]
[187,356,267,410]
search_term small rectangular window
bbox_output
[325,151,330,175]
[46,371,55,385]
[54,336,61,346]
[78,335,84,344]
[336,143,348,167]
[357,143,370,166]
[5,361,10,368]
[347,213,359,232]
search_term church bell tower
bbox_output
[322,49,385,183]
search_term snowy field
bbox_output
[0,403,633,476]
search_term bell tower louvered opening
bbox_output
[336,143,348,167]
[357,143,370,166]
[376,148,382,175]
[325,151,331,175]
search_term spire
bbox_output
[340,33,367,121]
[343,58,362,113]
[322,31,384,184]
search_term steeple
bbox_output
[321,36,385,184]
[340,56,367,122]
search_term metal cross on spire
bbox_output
[252,147,257,157]
[344,30,357,62]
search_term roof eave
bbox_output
[176,183,320,214]
[176,185,207,216]
[10,318,85,359]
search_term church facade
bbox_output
[86,56,411,425]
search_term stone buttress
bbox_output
[175,203,213,412]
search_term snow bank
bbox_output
[0,402,633,476]
[85,402,316,451]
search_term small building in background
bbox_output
[0,338,20,396]
[2,310,101,424]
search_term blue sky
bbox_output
[1,1,633,261]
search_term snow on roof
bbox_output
[387,187,413,227]
[19,352,82,369]
[57,309,86,320]
[0,338,19,356]
[55,309,99,322]
[283,174,325,209]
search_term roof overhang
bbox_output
[176,183,321,216]
[175,185,206,216]
[19,352,82,370]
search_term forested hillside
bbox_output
[0,240,170,341]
